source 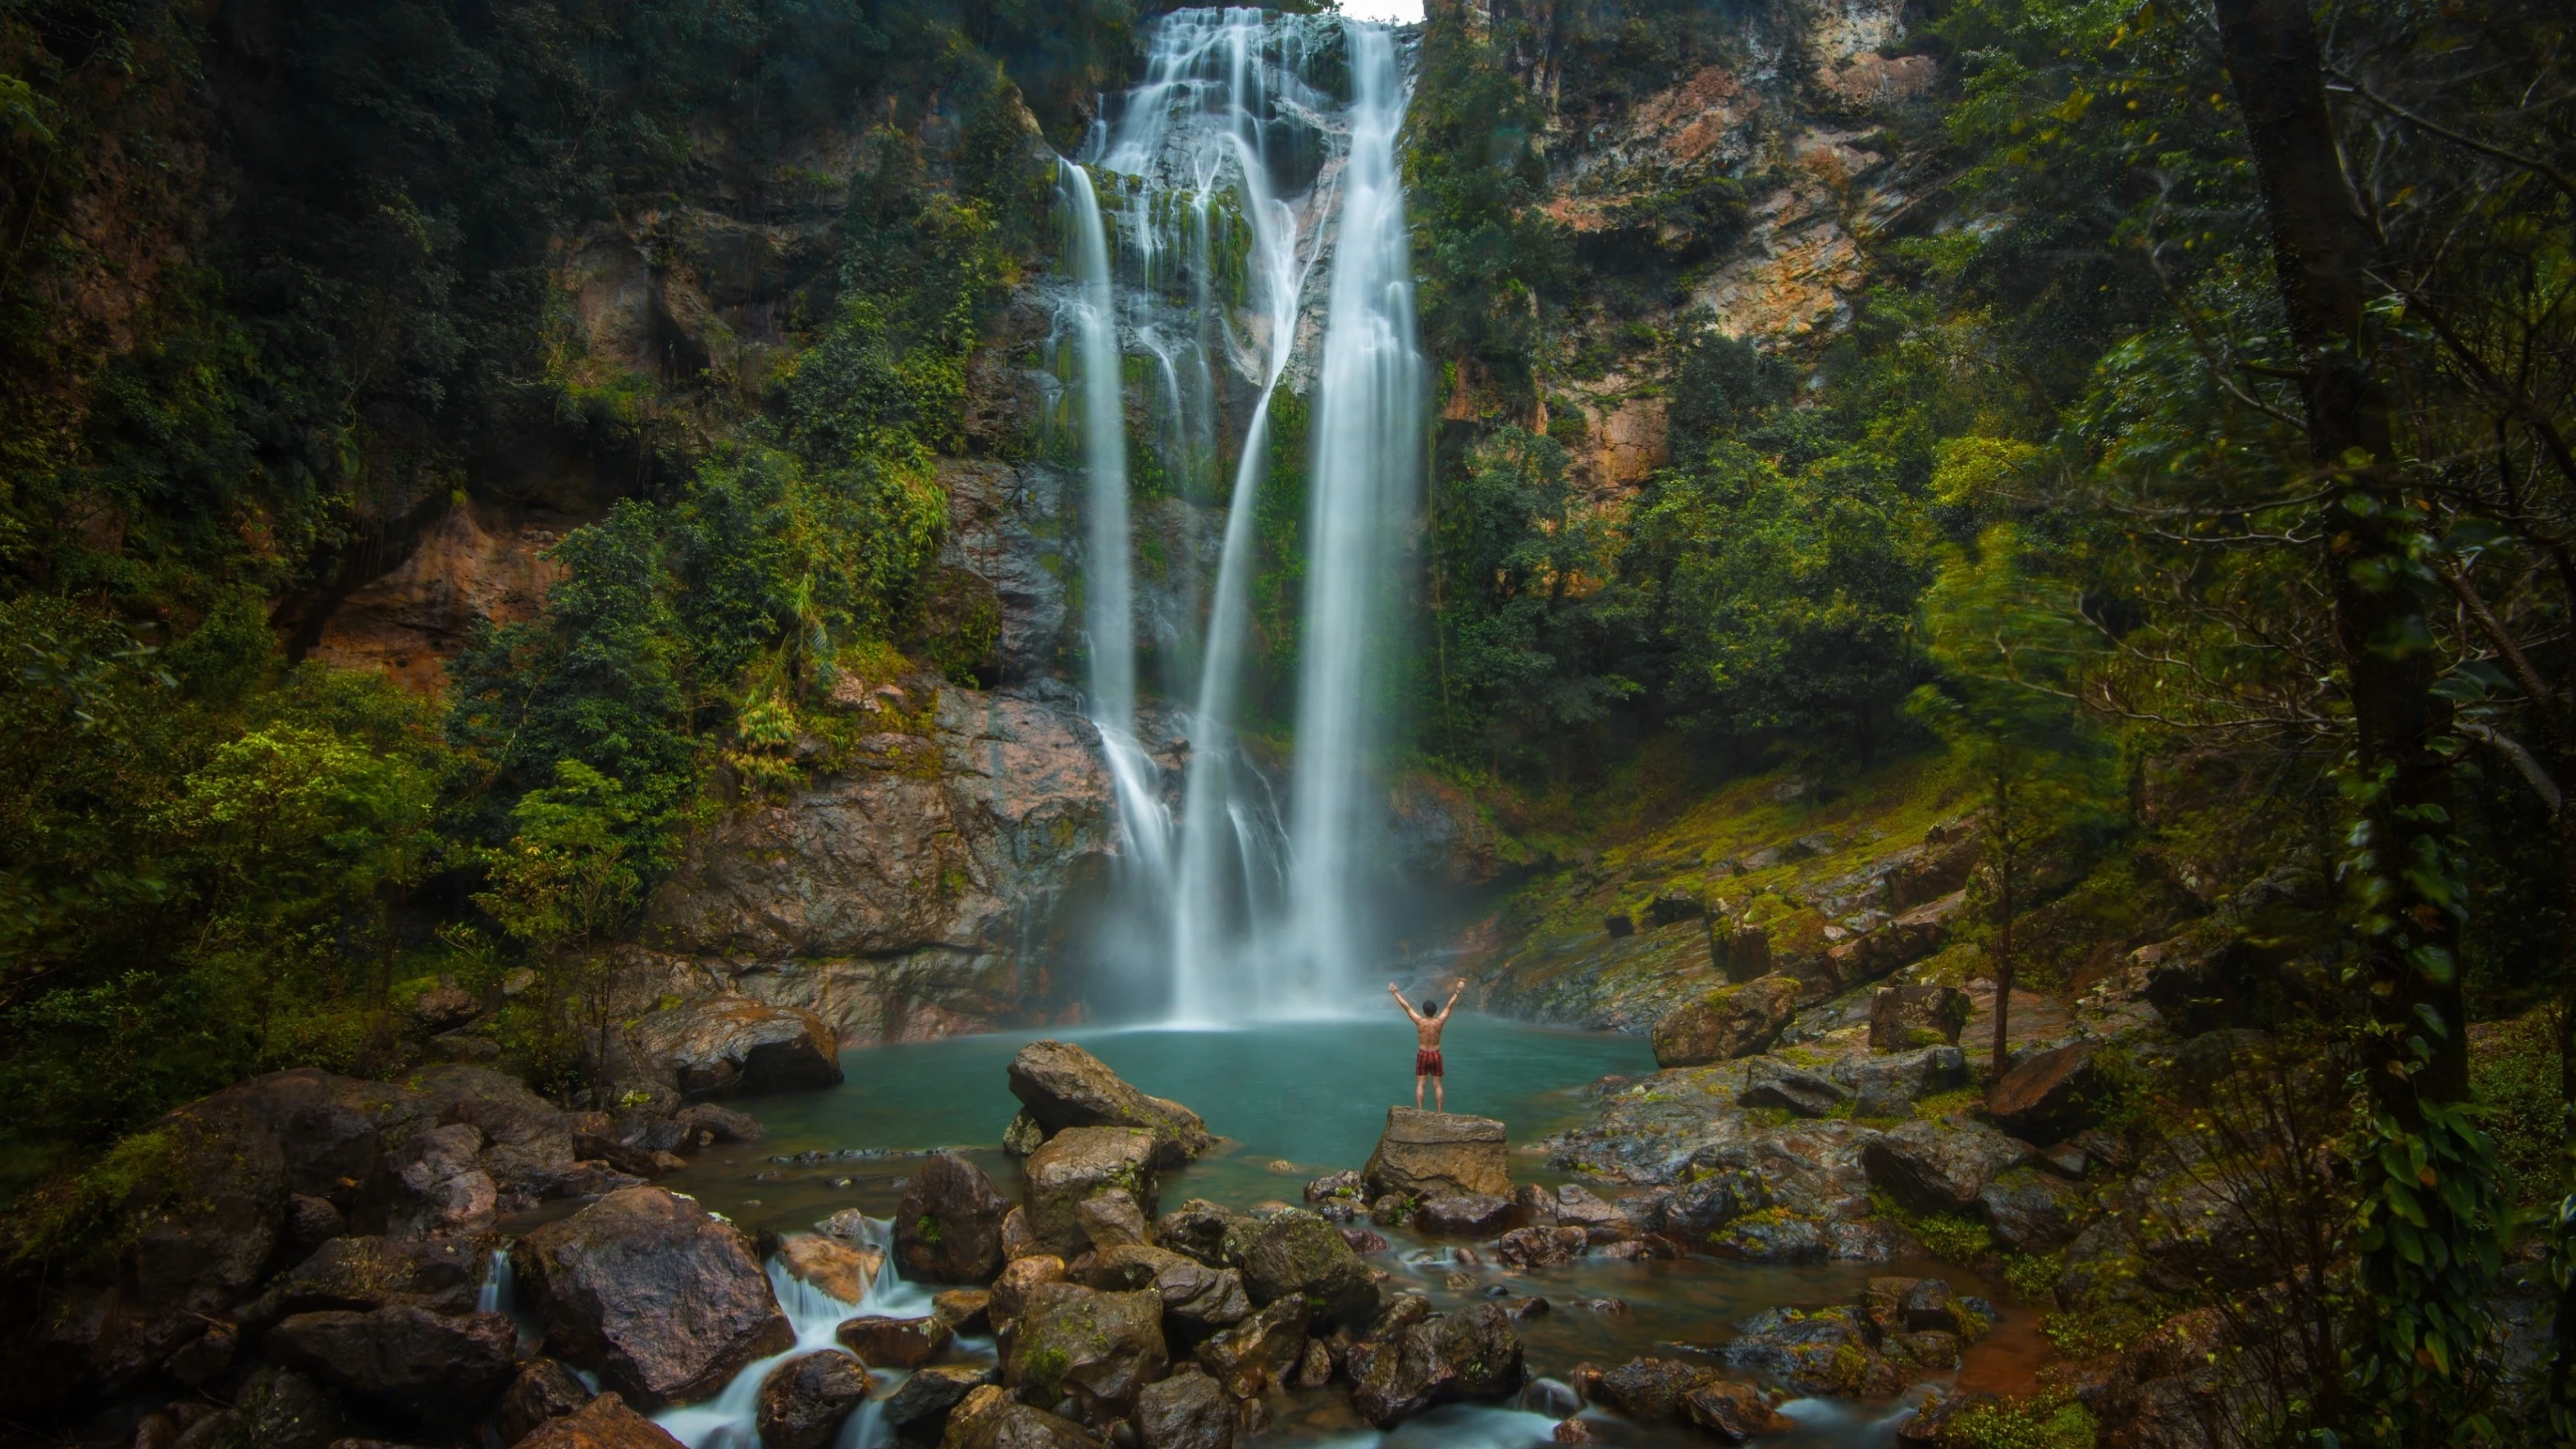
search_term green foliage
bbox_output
[1939,1392,2099,1449]
[1871,1188,1994,1264]
[2470,1011,2564,1208]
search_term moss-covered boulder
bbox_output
[1346,1302,1524,1428]
[1651,975,1802,1067]
[1235,1209,1382,1330]
[1006,1040,1213,1166]
[1021,1127,1159,1256]
[1362,1107,1510,1200]
[896,1150,1012,1283]
[1001,1282,1167,1426]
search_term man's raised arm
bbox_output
[1387,983,1420,1021]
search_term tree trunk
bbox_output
[2212,0,2487,1434]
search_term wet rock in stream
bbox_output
[1007,1039,1215,1167]
[755,1351,870,1449]
[896,1150,1012,1282]
[510,1186,794,1409]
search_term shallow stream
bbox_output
[638,1018,2046,1447]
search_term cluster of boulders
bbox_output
[2,1063,766,1447]
[858,1041,1533,1447]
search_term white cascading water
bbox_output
[1060,159,1175,931]
[651,1215,958,1449]
[1057,8,1424,1021]
[1277,21,1423,1011]
[1055,9,1423,1019]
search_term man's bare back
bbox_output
[1389,979,1466,1111]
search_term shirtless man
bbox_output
[1389,978,1467,1112]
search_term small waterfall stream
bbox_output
[1056,7,1423,1019]
[650,1216,959,1449]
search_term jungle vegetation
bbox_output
[1,0,2574,1439]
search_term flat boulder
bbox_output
[879,1363,994,1438]
[756,1351,870,1449]
[1414,1192,1513,1236]
[1553,1185,1633,1243]
[1495,1227,1587,1271]
[264,1305,518,1423]
[1717,1306,1902,1398]
[1867,986,1971,1052]
[511,1186,793,1408]
[1236,1208,1382,1330]
[896,1151,1011,1283]
[514,1393,688,1449]
[776,1235,879,1305]
[835,1314,948,1369]
[1363,1108,1510,1200]
[1022,1127,1159,1255]
[1597,1358,1718,1421]
[1651,976,1802,1067]
[1683,1381,1796,1442]
[1135,1369,1233,1449]
[1006,1040,1213,1166]
[1861,1119,2036,1216]
[623,999,843,1099]
[1002,1282,1167,1425]
[1347,1302,1524,1428]
[1830,1046,1967,1118]
[1986,1044,2103,1142]
[1737,1059,1851,1118]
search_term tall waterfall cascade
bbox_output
[1054,8,1424,1021]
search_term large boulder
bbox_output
[1861,1119,2036,1215]
[1684,1381,1797,1442]
[1717,1306,1903,1397]
[1829,1046,1967,1118]
[1006,1040,1213,1166]
[1021,1127,1159,1256]
[1235,1209,1382,1330]
[1867,985,1971,1052]
[1135,1369,1233,1449]
[1597,1358,1720,1422]
[1986,1044,2104,1142]
[263,1305,518,1423]
[515,1393,689,1449]
[756,1351,870,1449]
[1346,1302,1524,1428]
[1976,1171,2078,1253]
[1001,1282,1167,1425]
[896,1151,1012,1283]
[27,1069,436,1396]
[510,1186,794,1408]
[623,999,843,1099]
[1651,976,1802,1067]
[239,1235,485,1326]
[1363,1108,1509,1200]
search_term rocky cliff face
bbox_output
[1437,0,1939,498]
[622,677,1115,1042]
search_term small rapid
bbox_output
[654,1215,954,1449]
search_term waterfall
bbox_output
[1059,9,1419,1020]
[1280,21,1423,1011]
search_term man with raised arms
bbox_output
[1388,977,1466,1112]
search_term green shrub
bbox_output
[2469,1009,2561,1205]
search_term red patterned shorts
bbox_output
[1414,1048,1445,1078]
